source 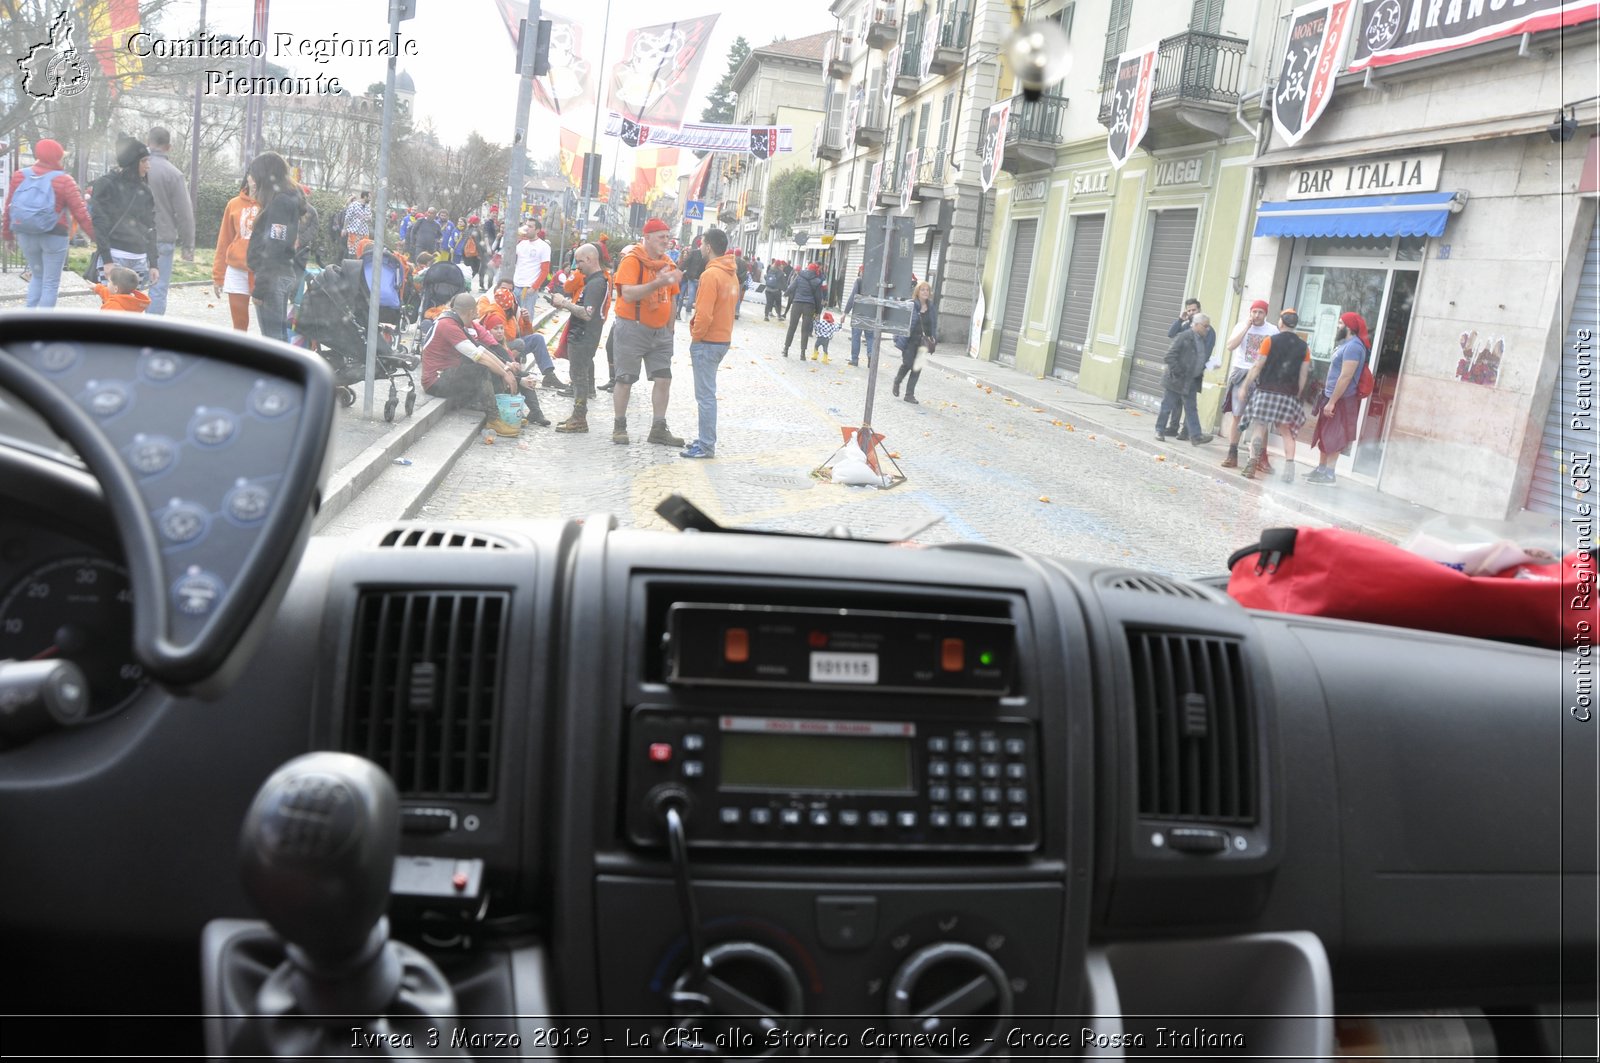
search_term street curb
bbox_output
[314,398,453,532]
[0,278,213,305]
[923,355,1419,543]
[400,413,490,521]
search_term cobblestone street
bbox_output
[417,294,1314,579]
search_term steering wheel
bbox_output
[0,311,334,690]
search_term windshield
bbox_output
[0,0,1590,579]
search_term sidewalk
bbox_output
[922,352,1437,544]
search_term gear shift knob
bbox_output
[239,752,399,971]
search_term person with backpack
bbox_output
[244,151,304,343]
[89,137,160,293]
[2,139,94,308]
[1234,308,1312,483]
[781,262,826,358]
[460,217,485,290]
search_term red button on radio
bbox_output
[941,638,965,672]
[648,742,673,763]
[724,628,750,663]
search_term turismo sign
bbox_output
[1285,150,1443,200]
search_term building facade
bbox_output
[978,0,1597,523]
[815,0,1008,334]
[1241,3,1596,521]
[978,0,1266,419]
[727,33,828,261]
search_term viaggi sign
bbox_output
[1286,150,1443,200]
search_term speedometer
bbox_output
[0,557,148,718]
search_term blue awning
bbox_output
[1253,191,1466,239]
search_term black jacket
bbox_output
[89,167,157,267]
[246,189,303,281]
[1162,328,1208,394]
[408,216,443,254]
[787,270,825,309]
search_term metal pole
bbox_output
[579,0,616,239]
[859,204,896,453]
[188,0,208,223]
[500,1,542,282]
[362,0,405,419]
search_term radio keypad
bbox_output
[628,713,1039,851]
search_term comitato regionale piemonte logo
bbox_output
[17,6,90,102]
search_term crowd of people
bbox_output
[1157,294,1372,487]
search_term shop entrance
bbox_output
[1288,235,1424,482]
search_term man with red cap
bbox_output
[2,138,94,308]
[1308,310,1372,486]
[1220,298,1277,467]
[610,218,685,446]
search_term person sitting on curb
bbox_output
[421,293,536,437]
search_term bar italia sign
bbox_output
[1286,150,1443,200]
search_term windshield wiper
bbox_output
[654,493,942,544]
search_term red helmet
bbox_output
[468,214,480,224]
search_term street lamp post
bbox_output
[362,0,415,420]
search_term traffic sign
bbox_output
[684,200,705,220]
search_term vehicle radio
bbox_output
[663,603,1017,695]
[625,711,1040,852]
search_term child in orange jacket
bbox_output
[94,266,151,313]
[213,178,258,331]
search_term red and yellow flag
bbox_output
[85,0,143,94]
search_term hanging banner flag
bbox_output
[494,2,595,118]
[1106,43,1158,170]
[901,148,919,211]
[845,89,862,149]
[1350,0,1597,72]
[1272,1,1356,147]
[979,98,1011,192]
[884,45,900,103]
[920,10,939,78]
[87,0,144,94]
[606,113,793,155]
[559,128,593,189]
[607,14,720,128]
[871,161,884,201]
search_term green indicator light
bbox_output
[979,651,995,666]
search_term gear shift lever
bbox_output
[239,752,408,1015]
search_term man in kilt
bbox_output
[1234,309,1312,483]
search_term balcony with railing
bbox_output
[876,156,903,208]
[855,101,888,147]
[1097,31,1250,144]
[894,27,922,96]
[916,150,948,194]
[866,4,898,49]
[1002,92,1068,173]
[931,6,970,75]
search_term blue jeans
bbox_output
[16,230,70,308]
[508,334,555,374]
[253,272,297,342]
[689,340,729,451]
[1156,388,1201,438]
[849,327,876,365]
[677,277,698,319]
[148,241,176,315]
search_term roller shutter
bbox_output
[1528,218,1599,515]
[996,220,1039,365]
[1127,209,1198,408]
[1052,214,1105,378]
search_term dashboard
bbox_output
[0,316,1595,1060]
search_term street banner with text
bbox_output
[1272,0,1356,147]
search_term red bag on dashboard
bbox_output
[1227,527,1593,649]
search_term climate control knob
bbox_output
[886,942,1013,1058]
[669,940,804,1059]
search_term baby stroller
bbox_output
[292,257,420,421]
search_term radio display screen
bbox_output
[720,733,913,794]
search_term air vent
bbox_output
[344,591,507,799]
[1127,631,1256,825]
[1103,572,1211,600]
[378,527,511,550]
